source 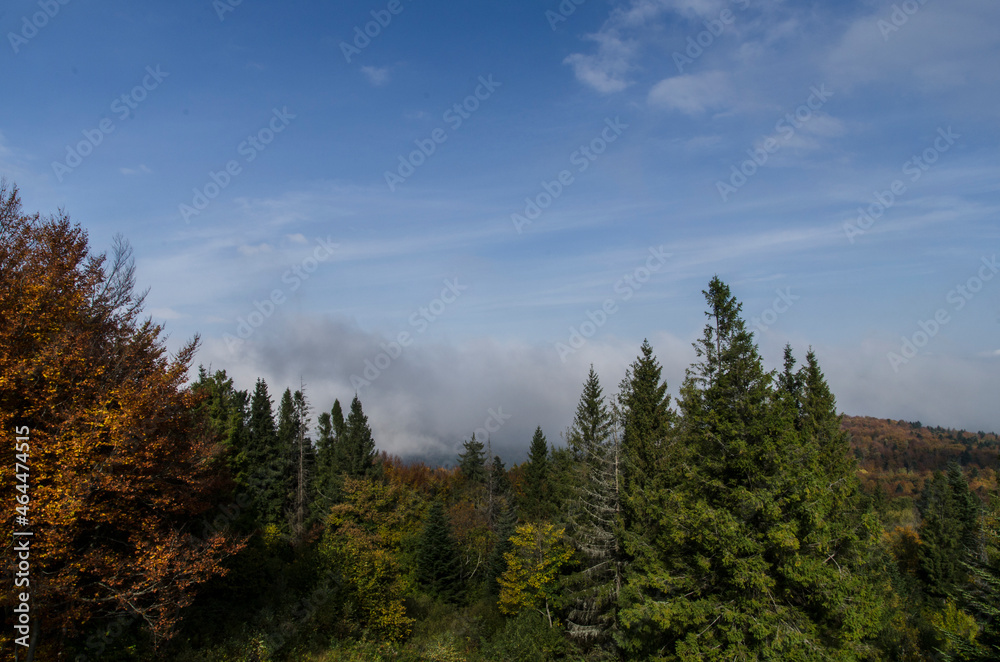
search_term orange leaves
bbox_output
[0,186,242,651]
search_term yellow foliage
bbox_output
[497,523,573,624]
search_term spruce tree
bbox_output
[948,495,999,660]
[565,368,623,650]
[617,277,886,660]
[523,426,550,520]
[340,394,377,478]
[567,364,613,464]
[313,408,337,510]
[487,500,518,597]
[417,500,465,603]
[458,433,486,483]
[276,388,299,530]
[918,466,979,599]
[290,388,313,539]
[617,339,673,532]
[330,398,346,440]
[244,378,285,526]
[485,453,510,532]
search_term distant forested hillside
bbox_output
[844,415,999,498]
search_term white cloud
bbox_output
[196,314,695,460]
[286,233,307,244]
[826,0,1000,92]
[361,65,390,86]
[564,31,635,94]
[648,71,734,114]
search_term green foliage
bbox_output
[918,466,980,598]
[567,364,613,464]
[522,426,551,520]
[340,395,378,478]
[481,611,575,662]
[418,500,465,603]
[458,433,487,483]
[563,366,622,651]
[487,500,518,597]
[25,267,1000,661]
[497,523,574,628]
[616,277,889,660]
[240,378,289,527]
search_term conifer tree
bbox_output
[947,495,999,660]
[276,388,299,530]
[458,433,487,483]
[567,365,613,464]
[487,500,518,597]
[244,378,286,526]
[617,277,886,660]
[919,466,980,599]
[330,398,346,440]
[617,339,673,533]
[417,500,465,603]
[341,394,377,478]
[485,452,511,532]
[565,367,623,650]
[290,388,313,539]
[523,426,551,520]
[314,408,337,510]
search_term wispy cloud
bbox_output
[564,31,635,94]
[361,65,391,86]
[648,71,734,114]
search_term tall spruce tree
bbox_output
[417,500,465,603]
[244,378,286,526]
[617,339,673,532]
[485,452,510,532]
[313,407,338,510]
[290,388,313,539]
[330,398,346,440]
[340,395,377,478]
[276,388,299,531]
[487,500,518,597]
[947,494,999,660]
[458,433,487,484]
[567,365,613,464]
[523,426,551,520]
[617,277,886,660]
[918,466,980,599]
[564,367,623,650]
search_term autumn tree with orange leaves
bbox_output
[0,182,243,657]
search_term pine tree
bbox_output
[313,408,337,510]
[616,277,886,660]
[567,365,612,464]
[565,367,623,650]
[244,378,286,526]
[919,466,980,599]
[291,387,313,539]
[341,394,377,478]
[523,426,551,520]
[417,500,465,603]
[487,500,518,597]
[947,494,999,660]
[458,433,487,483]
[276,388,299,531]
[330,398,346,440]
[485,451,511,532]
[617,339,673,533]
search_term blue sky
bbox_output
[3,0,999,460]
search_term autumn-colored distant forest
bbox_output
[2,182,999,661]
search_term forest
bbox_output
[2,183,999,661]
